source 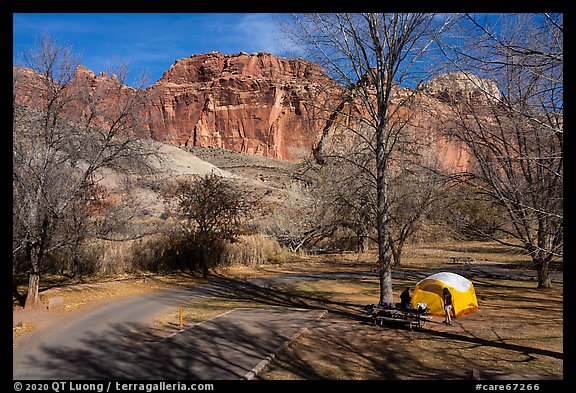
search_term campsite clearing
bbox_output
[257,274,562,380]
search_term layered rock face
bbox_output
[314,71,501,173]
[14,53,501,172]
[417,71,501,105]
[13,64,145,134]
[412,72,503,172]
[145,51,336,160]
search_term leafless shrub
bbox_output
[162,173,252,277]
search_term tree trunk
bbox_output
[535,256,552,289]
[376,152,393,303]
[389,234,405,267]
[375,117,393,303]
[24,273,41,310]
[71,247,82,282]
[377,174,393,304]
[378,244,394,304]
[357,228,370,253]
[201,243,209,279]
[24,245,43,310]
[392,244,403,267]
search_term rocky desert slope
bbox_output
[99,139,307,222]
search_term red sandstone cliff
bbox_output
[144,51,337,160]
[14,52,500,171]
[312,71,500,173]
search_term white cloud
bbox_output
[235,14,282,53]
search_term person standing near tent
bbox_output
[400,287,412,309]
[442,287,453,325]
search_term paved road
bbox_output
[14,305,324,380]
[12,277,332,380]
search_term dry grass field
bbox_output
[151,241,563,380]
[256,277,562,380]
[13,240,563,380]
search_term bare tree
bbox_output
[259,200,329,253]
[387,164,446,267]
[312,156,374,253]
[308,110,448,265]
[283,13,454,303]
[435,14,563,288]
[13,33,157,308]
[164,173,251,278]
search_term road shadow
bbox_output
[19,309,324,380]
[15,271,562,380]
[211,274,370,323]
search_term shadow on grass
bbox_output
[211,274,369,323]
[213,274,563,379]
[261,321,438,379]
[419,325,563,360]
[262,315,562,380]
[16,271,563,380]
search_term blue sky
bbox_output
[13,13,291,87]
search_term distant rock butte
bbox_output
[14,52,501,170]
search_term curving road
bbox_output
[12,274,351,380]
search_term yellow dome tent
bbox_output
[411,272,479,317]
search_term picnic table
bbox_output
[366,303,432,331]
[448,256,476,265]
